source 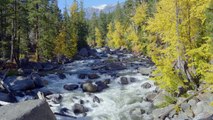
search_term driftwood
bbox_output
[159,87,209,120]
[54,112,77,119]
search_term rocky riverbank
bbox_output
[0,47,213,120]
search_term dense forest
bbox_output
[0,0,212,96]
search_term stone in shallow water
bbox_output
[120,77,129,85]
[0,99,56,120]
[63,84,79,91]
[72,103,89,115]
[93,96,101,103]
[141,82,152,89]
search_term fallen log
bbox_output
[159,86,209,120]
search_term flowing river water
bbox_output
[39,52,156,120]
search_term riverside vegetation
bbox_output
[0,0,213,120]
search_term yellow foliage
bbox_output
[147,0,212,93]
[54,28,66,56]
[95,27,103,48]
[132,3,148,26]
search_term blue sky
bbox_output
[58,0,126,10]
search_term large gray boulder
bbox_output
[0,99,56,120]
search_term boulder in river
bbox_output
[10,78,36,91]
[95,81,109,92]
[63,84,79,91]
[0,99,56,120]
[81,82,97,93]
[88,74,100,79]
[141,82,152,89]
[120,77,129,85]
[72,103,89,114]
[79,48,89,57]
[31,73,46,88]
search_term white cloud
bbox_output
[92,4,107,10]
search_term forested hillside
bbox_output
[0,0,212,95]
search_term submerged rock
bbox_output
[63,84,79,91]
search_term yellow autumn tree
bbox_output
[95,27,103,48]
[112,20,126,49]
[54,28,66,62]
[127,2,148,54]
[107,22,114,48]
[147,0,212,93]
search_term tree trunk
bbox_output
[175,0,197,90]
[35,3,39,62]
[10,0,17,62]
